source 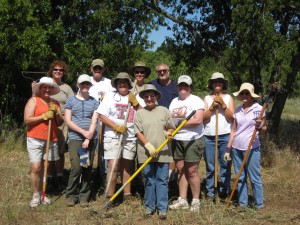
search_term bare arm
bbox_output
[227,119,237,150]
[24,97,44,125]
[183,109,203,128]
[136,132,149,145]
[99,114,116,129]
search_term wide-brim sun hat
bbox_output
[178,75,192,86]
[130,61,151,78]
[139,84,161,100]
[207,72,229,90]
[233,82,261,100]
[32,77,60,95]
[77,74,92,84]
[111,72,133,89]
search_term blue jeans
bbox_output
[232,147,264,209]
[204,134,232,197]
[142,162,169,213]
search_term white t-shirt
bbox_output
[169,94,205,140]
[203,94,232,136]
[89,76,114,102]
[96,91,136,140]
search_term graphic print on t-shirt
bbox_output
[115,103,135,123]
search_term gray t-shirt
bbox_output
[51,83,74,113]
[134,106,175,163]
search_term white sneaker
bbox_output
[40,193,51,205]
[190,199,200,212]
[169,198,189,210]
[30,193,41,208]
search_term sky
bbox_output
[148,26,173,51]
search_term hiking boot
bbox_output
[30,193,41,208]
[158,211,167,220]
[169,198,189,210]
[66,197,76,207]
[190,199,200,212]
[80,201,89,208]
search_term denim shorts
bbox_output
[27,137,59,162]
[103,137,136,160]
[172,138,204,162]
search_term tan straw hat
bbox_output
[111,72,133,89]
[130,61,151,78]
[32,77,60,95]
[233,82,260,100]
[139,84,161,99]
[207,72,229,90]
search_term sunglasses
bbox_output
[79,82,92,85]
[212,79,223,84]
[157,69,168,74]
[134,70,146,75]
[239,91,250,96]
[93,66,103,70]
[143,95,156,100]
[53,68,64,72]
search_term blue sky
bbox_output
[148,26,173,51]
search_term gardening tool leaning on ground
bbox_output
[103,80,137,200]
[214,103,220,203]
[225,97,268,209]
[41,119,52,202]
[101,110,196,210]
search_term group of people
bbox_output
[24,59,267,219]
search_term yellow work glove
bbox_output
[113,125,127,135]
[164,131,173,140]
[223,152,232,162]
[42,111,54,120]
[144,142,158,158]
[48,102,58,114]
[214,96,227,110]
[128,92,139,107]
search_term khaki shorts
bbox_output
[103,137,136,160]
[172,138,204,162]
[57,123,68,154]
[27,137,59,163]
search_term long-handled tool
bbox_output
[214,105,219,203]
[225,98,268,209]
[41,119,52,201]
[104,80,137,200]
[102,110,196,210]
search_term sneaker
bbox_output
[190,199,200,212]
[30,193,41,208]
[41,194,51,205]
[169,198,189,210]
[144,209,154,217]
[66,197,76,207]
[158,211,167,220]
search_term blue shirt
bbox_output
[149,79,178,108]
[65,96,99,140]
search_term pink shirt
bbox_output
[232,102,265,150]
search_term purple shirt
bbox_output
[232,102,265,150]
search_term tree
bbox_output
[145,0,300,136]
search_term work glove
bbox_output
[77,147,90,168]
[113,124,127,135]
[42,111,54,121]
[255,119,263,130]
[128,91,139,107]
[209,101,219,111]
[223,152,232,162]
[214,96,227,110]
[164,131,173,140]
[48,102,58,114]
[145,142,158,157]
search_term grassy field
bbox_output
[0,99,299,225]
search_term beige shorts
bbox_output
[27,137,59,162]
[57,123,68,154]
[103,137,136,160]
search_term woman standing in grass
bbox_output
[64,74,99,207]
[134,84,175,220]
[24,77,63,208]
[226,83,267,209]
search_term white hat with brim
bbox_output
[111,72,133,89]
[233,82,260,100]
[207,72,229,90]
[32,77,60,95]
[139,84,161,100]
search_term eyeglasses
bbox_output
[134,70,145,75]
[212,79,223,84]
[54,68,64,72]
[157,69,168,74]
[239,91,250,96]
